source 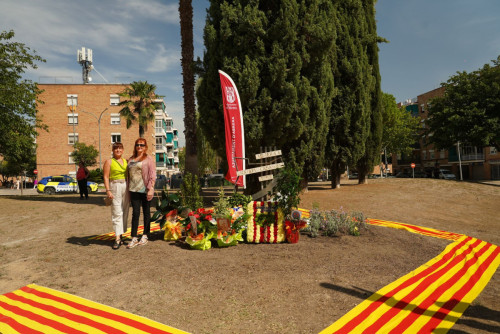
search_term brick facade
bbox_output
[36,84,155,178]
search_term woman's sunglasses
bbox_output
[135,144,146,147]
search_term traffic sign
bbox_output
[411,163,415,169]
[33,169,38,175]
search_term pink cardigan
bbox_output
[141,155,156,191]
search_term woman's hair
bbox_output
[131,138,148,160]
[112,142,124,150]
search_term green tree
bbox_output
[0,30,46,162]
[178,147,186,172]
[381,93,419,156]
[355,1,383,185]
[118,81,161,138]
[326,0,373,188]
[427,55,500,150]
[179,0,198,176]
[70,142,99,167]
[197,113,218,175]
[197,0,335,193]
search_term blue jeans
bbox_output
[130,191,151,238]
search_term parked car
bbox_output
[348,173,358,180]
[155,174,169,190]
[170,174,184,189]
[36,175,99,195]
[395,172,411,178]
[439,169,457,180]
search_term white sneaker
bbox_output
[138,235,148,246]
[127,237,139,249]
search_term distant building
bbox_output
[153,99,180,176]
[36,84,177,178]
[392,87,500,180]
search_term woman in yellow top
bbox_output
[103,142,129,250]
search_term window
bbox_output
[110,94,120,106]
[68,133,79,145]
[68,113,78,125]
[440,150,445,159]
[491,147,498,155]
[68,153,75,164]
[422,151,427,160]
[110,114,121,125]
[67,94,78,107]
[111,133,121,143]
[429,150,435,159]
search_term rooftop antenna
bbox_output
[77,47,93,84]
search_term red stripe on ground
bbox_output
[0,300,87,334]
[0,312,45,334]
[332,236,473,333]
[19,287,174,334]
[5,292,125,334]
[417,245,500,333]
[365,239,486,332]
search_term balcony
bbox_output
[156,161,166,168]
[448,146,485,162]
[156,144,167,152]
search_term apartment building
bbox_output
[153,99,180,176]
[392,87,500,180]
[36,84,159,178]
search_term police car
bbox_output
[37,175,99,195]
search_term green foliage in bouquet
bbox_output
[273,167,302,219]
[151,190,185,228]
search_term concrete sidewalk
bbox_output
[0,188,39,196]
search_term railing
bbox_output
[156,144,167,151]
[156,161,166,168]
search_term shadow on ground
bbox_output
[320,282,500,333]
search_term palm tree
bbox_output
[118,81,160,138]
[179,0,198,176]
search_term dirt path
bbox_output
[0,178,499,333]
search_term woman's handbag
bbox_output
[103,196,113,206]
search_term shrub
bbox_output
[306,207,368,238]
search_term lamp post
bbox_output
[68,99,78,176]
[80,108,108,170]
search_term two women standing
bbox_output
[103,139,156,250]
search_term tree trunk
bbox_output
[179,0,198,176]
[358,174,368,184]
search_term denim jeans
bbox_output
[130,191,151,238]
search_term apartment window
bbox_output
[422,151,427,160]
[68,113,78,125]
[491,147,498,155]
[68,133,79,145]
[67,94,78,106]
[429,150,435,160]
[110,94,120,106]
[440,150,445,159]
[111,133,121,143]
[68,153,75,164]
[110,113,121,125]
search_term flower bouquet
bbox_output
[180,208,217,250]
[284,219,308,243]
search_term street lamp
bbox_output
[80,108,108,170]
[68,98,78,176]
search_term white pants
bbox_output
[110,181,129,237]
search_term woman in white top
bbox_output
[127,138,156,249]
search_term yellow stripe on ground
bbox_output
[0,303,68,334]
[5,284,190,334]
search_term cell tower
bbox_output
[77,47,93,84]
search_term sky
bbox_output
[2,0,499,147]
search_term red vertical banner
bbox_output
[219,70,246,188]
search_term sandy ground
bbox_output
[0,178,499,333]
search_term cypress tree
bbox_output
[197,0,335,192]
[355,0,383,184]
[325,0,371,189]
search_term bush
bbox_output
[88,168,103,183]
[179,172,203,211]
[307,207,368,237]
